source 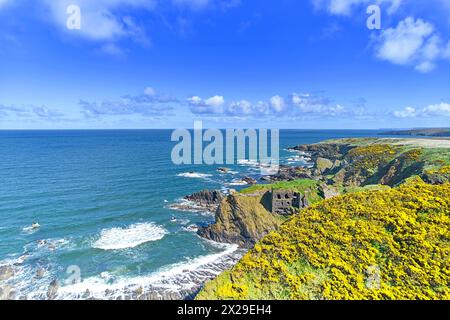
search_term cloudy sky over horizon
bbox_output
[1,0,450,129]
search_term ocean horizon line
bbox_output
[0,128,430,132]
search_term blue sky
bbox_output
[0,0,450,129]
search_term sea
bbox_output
[0,129,403,299]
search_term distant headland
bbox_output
[380,128,450,137]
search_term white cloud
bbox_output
[375,17,450,73]
[188,95,224,107]
[205,95,225,107]
[376,18,434,65]
[291,93,326,113]
[0,0,239,48]
[227,100,253,115]
[423,103,450,117]
[188,95,225,114]
[290,93,348,116]
[313,2,450,72]
[394,103,450,118]
[269,95,286,113]
[394,106,416,118]
[187,92,368,119]
[41,0,156,42]
[414,61,435,73]
[0,104,65,120]
[188,96,203,105]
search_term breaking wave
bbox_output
[177,172,213,179]
[92,223,167,250]
[56,241,242,300]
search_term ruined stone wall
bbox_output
[271,190,305,215]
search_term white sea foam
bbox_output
[227,179,249,186]
[92,223,167,250]
[177,172,213,179]
[168,199,214,216]
[182,224,199,233]
[56,241,242,300]
[22,224,40,234]
[237,159,260,167]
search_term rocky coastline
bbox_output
[3,137,449,300]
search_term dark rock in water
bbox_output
[217,167,230,173]
[46,280,59,300]
[185,190,223,206]
[242,176,257,185]
[170,190,224,213]
[0,265,15,281]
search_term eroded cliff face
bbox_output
[198,193,282,249]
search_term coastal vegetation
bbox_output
[196,137,450,300]
[197,179,450,300]
[240,179,323,204]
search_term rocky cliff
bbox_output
[198,192,283,249]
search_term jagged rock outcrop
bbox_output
[315,157,334,174]
[198,193,282,249]
[261,165,313,183]
[171,190,224,213]
[290,143,351,161]
[184,190,224,207]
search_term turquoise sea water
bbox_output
[0,130,400,299]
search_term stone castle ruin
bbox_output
[271,190,309,215]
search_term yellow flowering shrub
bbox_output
[346,144,397,170]
[197,180,450,300]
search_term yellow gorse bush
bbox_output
[198,180,450,300]
[346,144,397,170]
